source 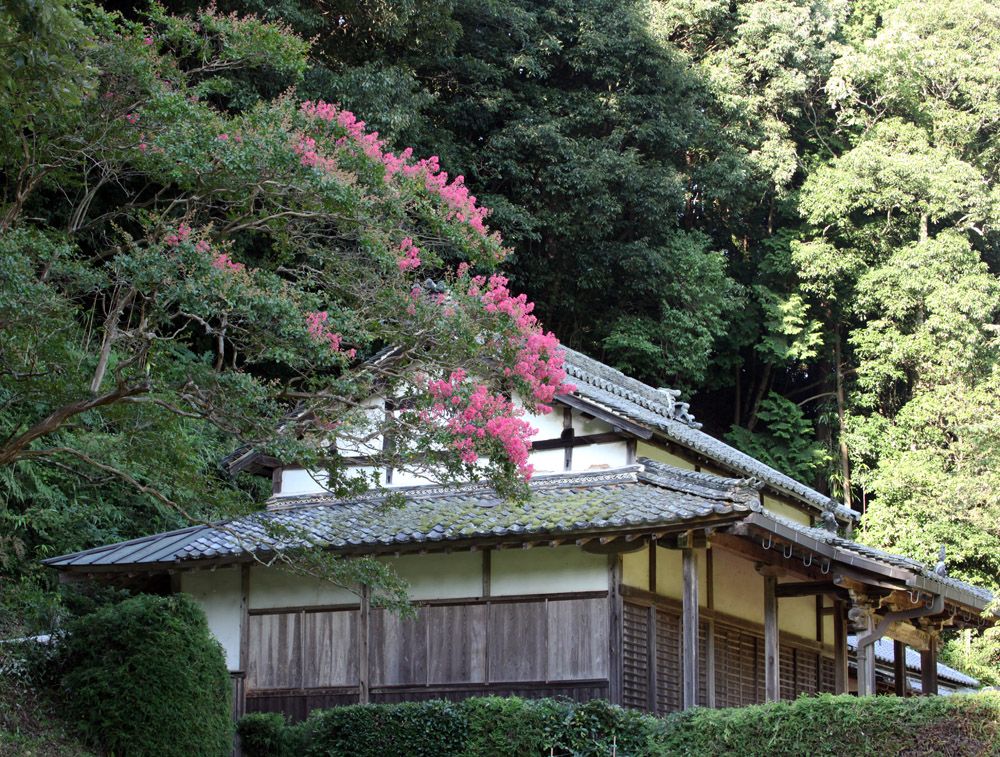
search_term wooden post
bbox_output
[682,548,699,710]
[609,555,624,706]
[833,600,848,694]
[764,574,779,702]
[239,563,250,674]
[856,612,876,696]
[894,640,908,696]
[921,637,938,696]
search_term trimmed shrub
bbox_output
[656,693,1000,757]
[59,593,233,757]
[238,692,1000,757]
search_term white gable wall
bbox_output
[180,568,242,670]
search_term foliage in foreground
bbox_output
[48,593,232,757]
[237,693,1000,757]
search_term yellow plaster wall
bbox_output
[650,546,708,604]
[636,442,695,470]
[622,547,649,590]
[249,565,357,609]
[762,494,812,527]
[711,547,764,624]
[381,551,483,600]
[777,580,820,639]
[491,545,608,596]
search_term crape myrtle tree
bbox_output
[0,2,571,611]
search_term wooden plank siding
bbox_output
[244,593,610,722]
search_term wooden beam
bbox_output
[531,431,626,451]
[834,600,848,694]
[682,548,699,709]
[556,394,654,439]
[920,638,938,696]
[775,581,850,600]
[894,640,908,696]
[764,574,779,702]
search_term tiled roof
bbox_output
[39,456,997,613]
[561,348,858,521]
[741,510,995,608]
[43,461,761,569]
[847,635,979,688]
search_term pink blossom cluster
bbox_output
[305,311,356,359]
[423,370,536,479]
[298,101,494,241]
[398,237,420,272]
[468,275,574,411]
[212,251,244,272]
[164,222,192,247]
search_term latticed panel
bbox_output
[699,621,710,706]
[779,646,797,701]
[655,608,681,714]
[795,648,819,696]
[820,656,837,693]
[622,602,650,710]
[713,622,764,708]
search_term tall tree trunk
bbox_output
[834,328,853,510]
[745,362,772,432]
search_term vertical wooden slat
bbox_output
[482,549,491,598]
[621,601,649,709]
[921,638,938,696]
[681,548,699,710]
[833,600,848,694]
[646,606,657,712]
[764,575,779,702]
[655,608,681,714]
[894,640,908,696]
[359,585,370,703]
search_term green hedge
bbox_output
[238,692,1000,757]
[60,593,233,757]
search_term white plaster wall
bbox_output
[379,552,483,600]
[279,468,330,496]
[574,442,628,470]
[180,568,242,670]
[249,565,357,609]
[528,447,566,474]
[524,403,565,440]
[573,413,613,436]
[491,545,607,595]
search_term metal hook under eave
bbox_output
[763,535,773,550]
[821,559,831,575]
[803,553,813,567]
[783,544,794,559]
[909,589,921,604]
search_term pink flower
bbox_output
[217,134,229,142]
[397,237,421,272]
[143,36,154,45]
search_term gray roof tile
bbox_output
[561,348,858,521]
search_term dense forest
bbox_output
[2,0,998,683]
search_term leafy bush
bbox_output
[657,693,1000,757]
[59,593,233,757]
[238,693,1000,757]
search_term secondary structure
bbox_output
[45,349,995,722]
